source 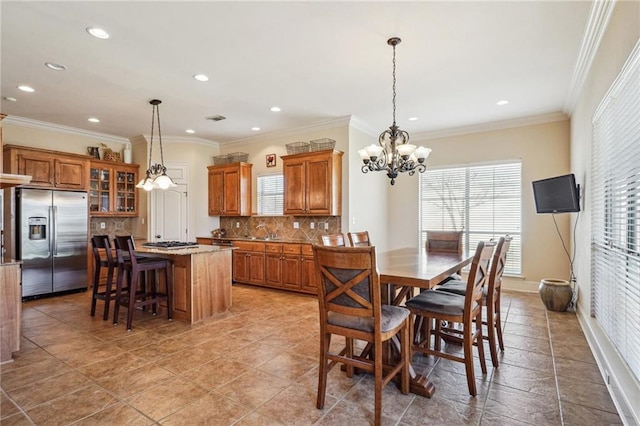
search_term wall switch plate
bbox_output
[236,222,240,228]
[310,222,315,229]
[293,222,299,229]
[100,222,106,229]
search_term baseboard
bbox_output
[576,306,640,425]
[502,278,539,293]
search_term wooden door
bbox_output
[18,152,54,186]
[247,252,265,284]
[282,254,302,290]
[305,157,331,215]
[208,169,224,215]
[301,255,317,294]
[265,252,283,288]
[223,168,239,215]
[55,158,88,189]
[283,160,306,214]
[233,250,250,283]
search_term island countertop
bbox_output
[134,244,233,323]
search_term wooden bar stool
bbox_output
[90,235,118,320]
[113,236,173,331]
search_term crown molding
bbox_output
[3,115,131,145]
[134,134,219,148]
[348,116,378,138]
[411,112,569,141]
[224,116,351,147]
[564,0,617,114]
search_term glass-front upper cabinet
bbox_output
[89,160,139,217]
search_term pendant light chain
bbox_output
[147,102,155,171]
[155,103,165,168]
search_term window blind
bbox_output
[257,174,284,215]
[591,41,640,382]
[419,161,522,275]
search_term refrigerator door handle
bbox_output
[52,205,58,256]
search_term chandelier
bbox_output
[359,37,431,185]
[135,99,177,191]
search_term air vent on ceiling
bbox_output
[206,115,226,122]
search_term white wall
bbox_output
[569,1,640,423]
[388,119,572,290]
[347,124,391,251]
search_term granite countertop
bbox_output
[198,236,315,244]
[136,245,235,256]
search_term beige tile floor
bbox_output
[1,285,622,425]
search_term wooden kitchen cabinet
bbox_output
[234,240,316,295]
[0,263,22,363]
[207,162,252,216]
[281,149,343,216]
[232,240,265,285]
[3,145,90,190]
[89,160,139,216]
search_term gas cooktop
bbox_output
[142,241,199,250]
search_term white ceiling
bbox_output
[1,1,592,145]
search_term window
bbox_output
[419,161,522,275]
[257,174,283,215]
[591,42,640,382]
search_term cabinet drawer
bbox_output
[265,243,282,253]
[233,241,265,252]
[282,244,301,255]
[301,244,314,256]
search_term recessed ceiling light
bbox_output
[270,106,281,112]
[3,97,17,102]
[17,85,34,93]
[186,129,195,134]
[496,100,509,106]
[88,117,100,123]
[193,74,209,82]
[45,62,66,71]
[408,117,418,121]
[86,27,110,39]
[251,127,261,131]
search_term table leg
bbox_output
[383,283,436,398]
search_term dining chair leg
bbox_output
[374,339,383,426]
[345,337,354,378]
[113,267,125,325]
[495,299,505,351]
[434,318,442,352]
[316,332,329,409]
[463,324,477,396]
[400,321,410,394]
[486,308,499,367]
[476,311,488,375]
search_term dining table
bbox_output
[376,247,474,398]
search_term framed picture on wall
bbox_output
[266,153,276,167]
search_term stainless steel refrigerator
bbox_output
[16,188,88,298]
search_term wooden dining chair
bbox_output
[113,236,173,331]
[313,245,410,425]
[348,231,371,247]
[405,240,495,396]
[426,230,463,254]
[90,235,118,321]
[319,233,346,247]
[437,235,512,367]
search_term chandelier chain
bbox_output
[392,43,397,127]
[156,103,165,167]
[148,103,155,170]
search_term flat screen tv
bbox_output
[532,174,580,214]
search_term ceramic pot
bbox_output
[538,278,572,312]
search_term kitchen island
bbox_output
[0,259,21,363]
[135,244,234,324]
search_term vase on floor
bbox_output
[538,278,573,312]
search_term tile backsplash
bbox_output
[89,218,134,240]
[219,216,341,242]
